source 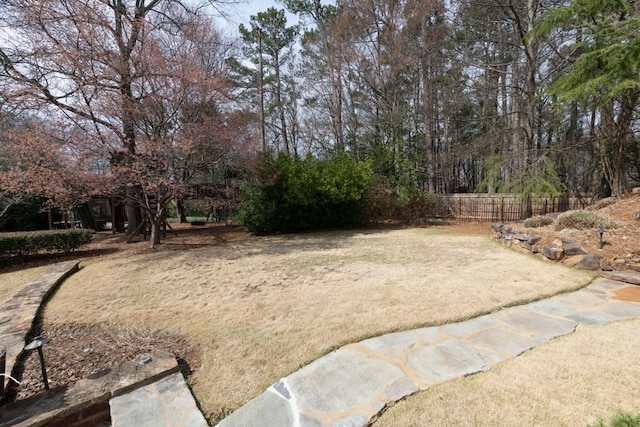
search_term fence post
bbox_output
[498,196,504,222]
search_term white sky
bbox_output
[215,1,299,36]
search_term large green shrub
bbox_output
[0,197,49,232]
[239,153,373,233]
[0,229,93,257]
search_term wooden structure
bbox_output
[424,194,590,222]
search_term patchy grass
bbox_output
[41,228,592,423]
[375,319,640,427]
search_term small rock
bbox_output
[527,235,542,245]
[628,263,640,273]
[601,264,614,271]
[612,259,627,271]
[632,187,640,194]
[558,228,579,237]
[491,223,504,232]
[518,240,533,251]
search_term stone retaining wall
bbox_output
[490,223,602,270]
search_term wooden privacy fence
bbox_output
[424,194,591,222]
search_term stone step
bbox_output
[601,271,640,285]
[110,371,207,427]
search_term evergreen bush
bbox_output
[0,229,93,257]
[239,153,373,233]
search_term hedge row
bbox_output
[0,229,93,257]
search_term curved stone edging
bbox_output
[0,260,80,397]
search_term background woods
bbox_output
[2,0,640,239]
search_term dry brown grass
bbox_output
[375,319,640,427]
[0,265,45,305]
[40,227,592,423]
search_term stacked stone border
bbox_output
[490,222,640,272]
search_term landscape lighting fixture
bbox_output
[598,227,605,249]
[24,336,51,391]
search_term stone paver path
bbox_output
[217,277,640,427]
[0,260,79,393]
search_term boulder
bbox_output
[561,240,587,256]
[542,245,564,261]
[575,254,601,270]
[513,233,542,245]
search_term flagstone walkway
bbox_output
[217,276,640,427]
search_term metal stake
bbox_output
[24,337,51,391]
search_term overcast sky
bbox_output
[215,1,299,36]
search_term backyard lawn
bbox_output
[34,227,595,423]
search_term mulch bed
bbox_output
[4,322,200,403]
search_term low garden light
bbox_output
[24,336,51,391]
[598,227,606,249]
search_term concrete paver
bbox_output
[217,278,640,427]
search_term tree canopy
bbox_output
[2,0,640,240]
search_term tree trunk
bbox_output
[150,218,161,248]
[257,32,266,152]
[274,56,289,154]
[125,186,142,234]
[421,20,436,194]
[177,199,187,223]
